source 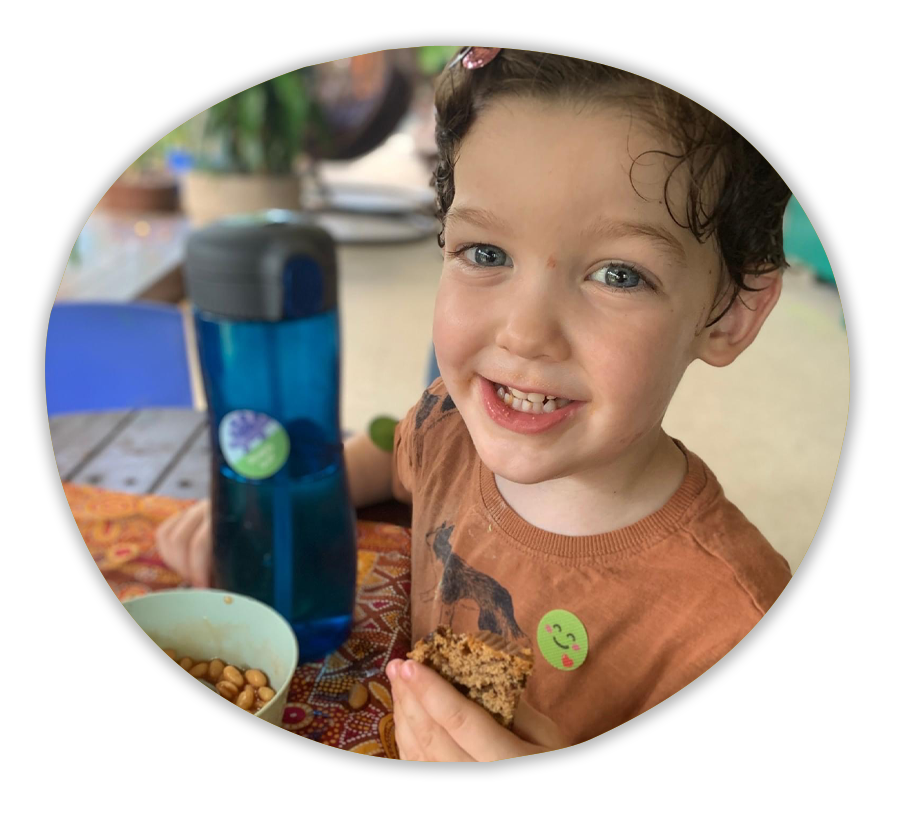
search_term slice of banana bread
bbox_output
[407,626,534,727]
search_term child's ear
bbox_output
[695,270,783,367]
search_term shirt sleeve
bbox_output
[390,377,450,505]
[391,401,418,504]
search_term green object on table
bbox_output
[784,197,835,285]
[369,416,398,453]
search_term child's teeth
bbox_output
[494,382,573,414]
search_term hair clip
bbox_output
[447,47,502,71]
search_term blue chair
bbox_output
[45,302,195,416]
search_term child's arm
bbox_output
[343,430,398,508]
[157,429,402,586]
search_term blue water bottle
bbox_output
[184,213,357,661]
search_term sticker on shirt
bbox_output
[218,410,290,480]
[537,609,589,671]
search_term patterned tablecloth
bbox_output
[64,483,411,758]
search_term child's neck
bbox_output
[493,429,687,537]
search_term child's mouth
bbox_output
[479,377,582,434]
[493,384,572,414]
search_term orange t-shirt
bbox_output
[392,378,792,744]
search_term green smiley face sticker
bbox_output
[537,609,589,671]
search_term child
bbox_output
[158,48,793,760]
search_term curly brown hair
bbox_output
[433,49,791,324]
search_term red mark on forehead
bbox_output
[546,255,557,269]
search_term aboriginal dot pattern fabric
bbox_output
[64,483,410,758]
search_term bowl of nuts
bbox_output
[124,589,299,726]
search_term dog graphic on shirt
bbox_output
[422,521,526,640]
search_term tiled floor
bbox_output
[329,137,848,575]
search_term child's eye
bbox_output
[587,262,648,290]
[446,243,510,268]
[445,243,651,291]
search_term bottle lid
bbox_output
[184,211,338,321]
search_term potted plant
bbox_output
[98,123,193,213]
[180,69,327,226]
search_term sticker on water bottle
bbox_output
[218,410,291,480]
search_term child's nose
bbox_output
[493,279,571,363]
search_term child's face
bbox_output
[433,97,727,485]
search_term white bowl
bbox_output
[124,589,299,725]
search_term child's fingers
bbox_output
[155,512,188,577]
[156,506,184,549]
[157,511,176,543]
[388,660,473,762]
[187,509,213,588]
[156,501,209,581]
[388,661,426,761]
[173,500,209,541]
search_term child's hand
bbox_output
[386,658,568,761]
[156,500,212,588]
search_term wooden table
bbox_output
[49,408,411,525]
[58,211,191,304]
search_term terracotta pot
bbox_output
[98,172,180,212]
[180,171,302,227]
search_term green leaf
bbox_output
[272,72,309,170]
[236,85,266,137]
[417,46,459,75]
[190,69,320,173]
[235,86,268,172]
[271,71,305,127]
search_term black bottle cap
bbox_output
[184,211,338,321]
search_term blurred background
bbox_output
[49,47,847,573]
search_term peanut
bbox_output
[245,669,267,688]
[236,685,255,710]
[347,682,369,710]
[216,681,240,700]
[168,651,276,713]
[222,665,244,688]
